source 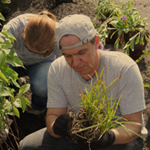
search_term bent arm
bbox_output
[111,111,142,145]
[46,107,69,138]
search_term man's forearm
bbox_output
[111,122,142,145]
[46,107,68,138]
[46,115,61,138]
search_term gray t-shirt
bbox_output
[47,50,146,136]
[6,14,62,65]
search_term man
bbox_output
[19,14,147,150]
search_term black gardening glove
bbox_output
[90,130,115,150]
[77,130,115,150]
[53,114,71,138]
[76,138,89,150]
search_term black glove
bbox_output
[53,114,71,138]
[90,130,115,149]
[77,130,115,150]
[76,138,89,150]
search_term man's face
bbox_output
[60,35,100,80]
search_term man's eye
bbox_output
[65,55,71,58]
[78,50,85,55]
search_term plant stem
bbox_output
[82,0,94,12]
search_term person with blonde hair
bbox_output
[4,10,61,115]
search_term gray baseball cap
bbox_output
[55,14,97,50]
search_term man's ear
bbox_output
[95,35,100,50]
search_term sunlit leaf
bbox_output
[0,50,7,66]
[19,84,30,95]
[13,98,21,108]
[0,71,8,83]
[0,87,14,97]
[20,97,31,112]
[12,106,20,118]
[1,0,11,4]
[135,35,140,45]
[0,13,5,21]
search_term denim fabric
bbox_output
[9,61,52,109]
[19,127,143,150]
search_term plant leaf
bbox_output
[0,71,8,83]
[135,35,140,45]
[12,106,20,118]
[0,13,5,21]
[19,84,30,95]
[0,50,7,67]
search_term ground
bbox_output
[1,0,150,149]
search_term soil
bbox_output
[1,0,150,149]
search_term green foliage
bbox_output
[0,13,30,146]
[144,84,150,90]
[0,12,5,24]
[93,0,149,55]
[96,18,111,47]
[71,66,142,141]
[77,67,122,136]
[95,0,119,19]
[136,50,150,90]
[135,49,150,63]
[80,67,121,130]
[111,0,149,52]
[0,0,11,15]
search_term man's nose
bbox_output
[72,55,80,66]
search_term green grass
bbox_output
[71,66,142,141]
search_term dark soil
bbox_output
[1,0,150,149]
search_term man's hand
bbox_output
[77,130,115,150]
[53,114,71,138]
[90,130,115,149]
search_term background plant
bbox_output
[90,0,149,55]
[92,0,150,97]
[0,0,11,16]
[94,0,119,20]
[0,12,30,149]
[136,49,150,90]
[109,0,149,53]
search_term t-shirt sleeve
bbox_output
[6,15,26,49]
[47,62,68,108]
[118,64,145,115]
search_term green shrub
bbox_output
[0,0,11,16]
[0,12,30,149]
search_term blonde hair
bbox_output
[23,10,57,54]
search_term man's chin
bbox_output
[76,70,95,80]
[75,69,86,74]
[77,71,89,77]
